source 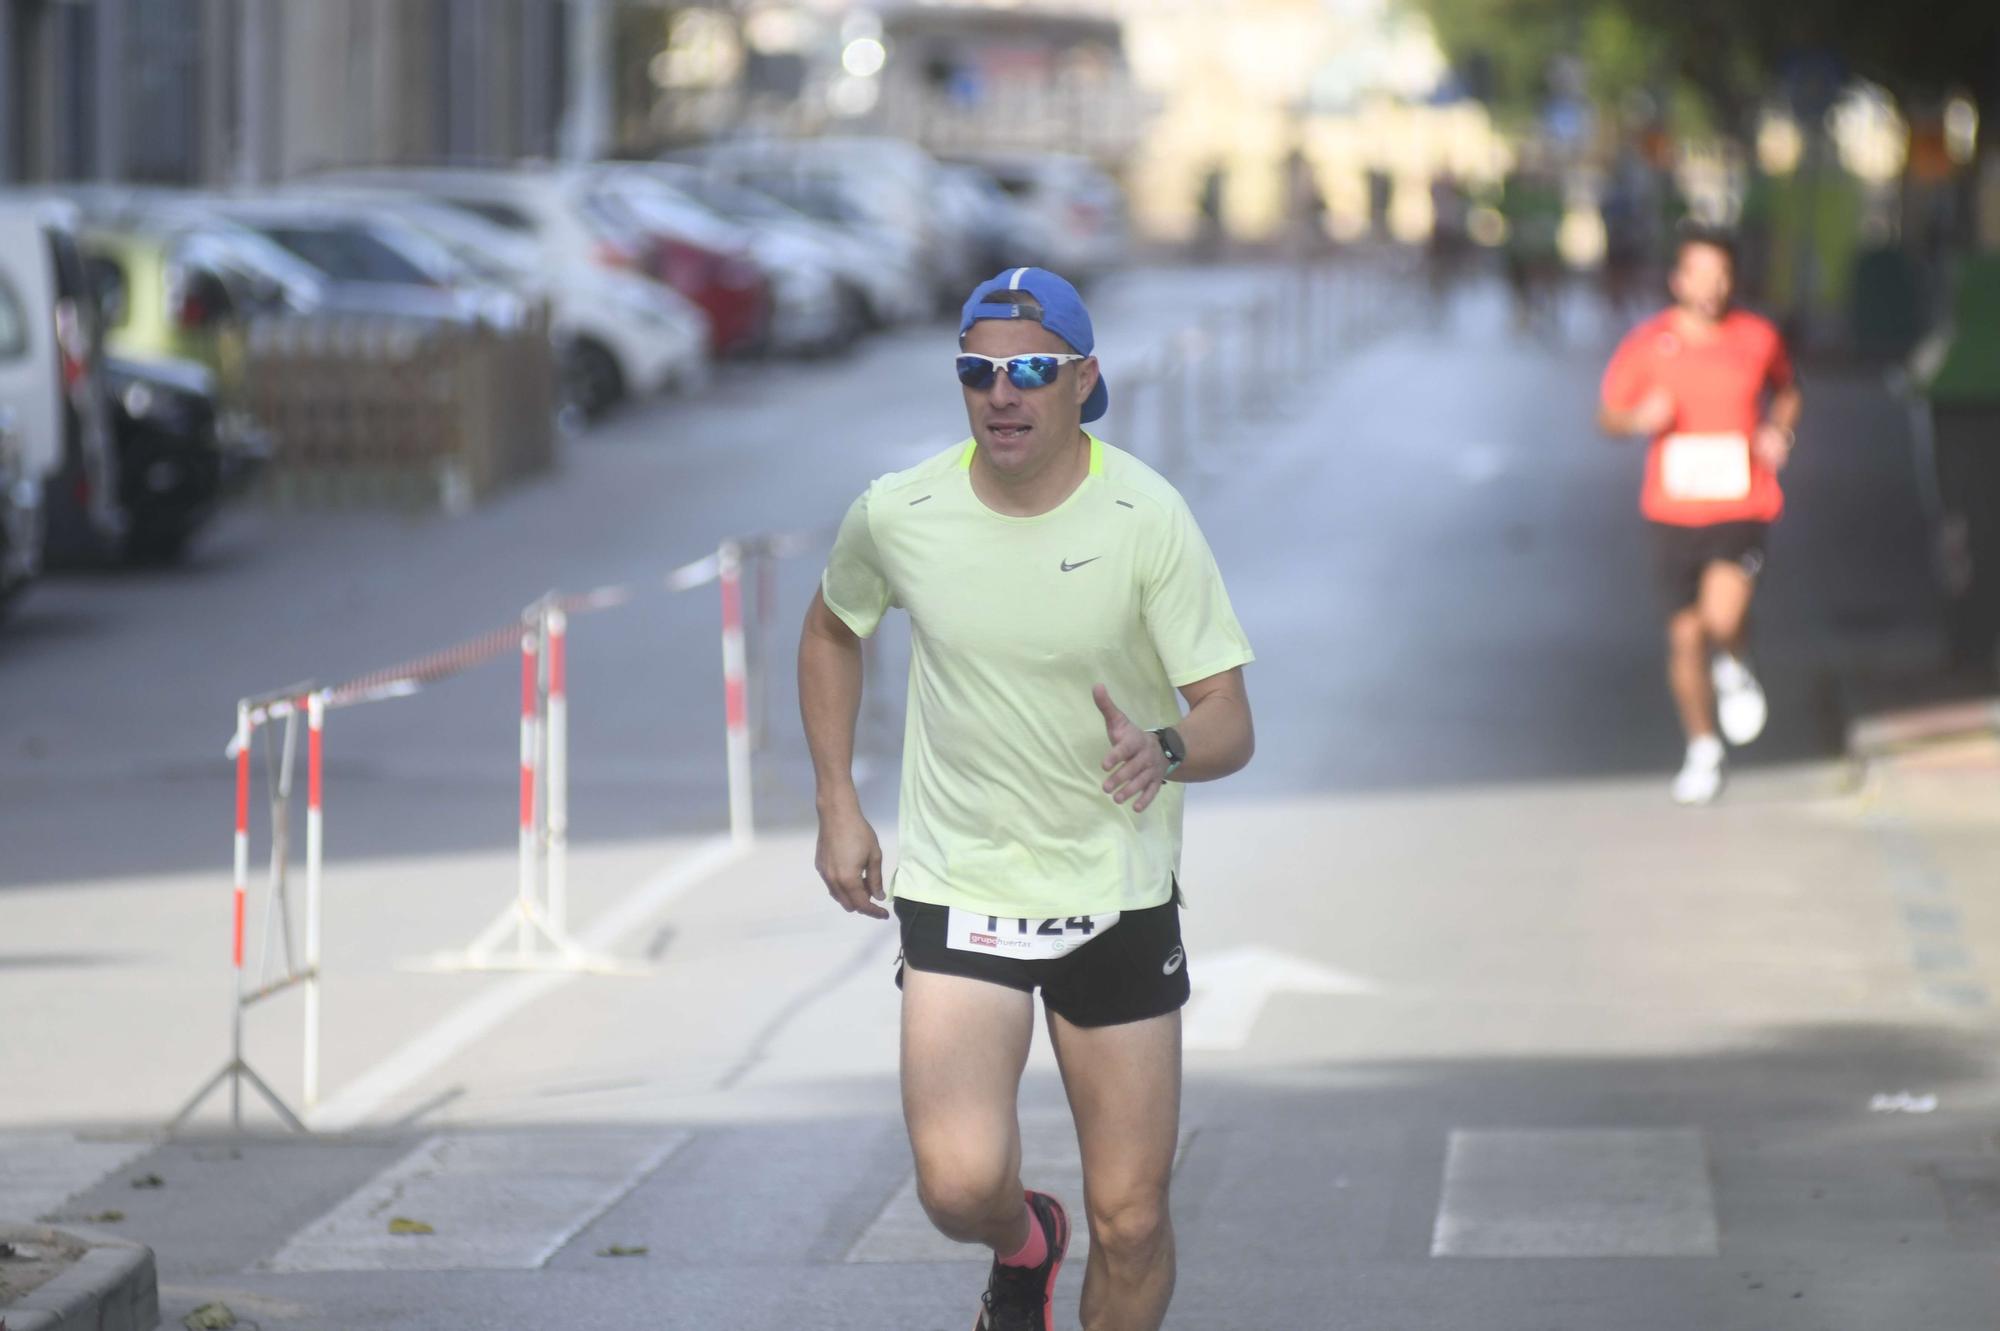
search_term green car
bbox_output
[79,218,315,458]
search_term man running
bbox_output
[798,267,1255,1330]
[1599,227,1802,803]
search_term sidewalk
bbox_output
[6,745,1999,1330]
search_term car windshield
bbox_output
[377,203,540,280]
[438,197,537,233]
[257,224,437,286]
[172,228,326,311]
[593,177,743,251]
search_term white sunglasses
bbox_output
[954,353,1090,390]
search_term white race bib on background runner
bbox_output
[945,908,1121,960]
[1660,432,1752,502]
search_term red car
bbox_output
[645,234,769,355]
[584,184,769,356]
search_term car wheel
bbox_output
[562,340,625,421]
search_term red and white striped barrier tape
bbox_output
[227,521,837,756]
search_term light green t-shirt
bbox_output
[821,434,1254,918]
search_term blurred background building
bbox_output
[2,0,1993,348]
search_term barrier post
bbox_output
[517,609,542,961]
[230,702,250,1125]
[1162,338,1187,478]
[751,546,775,756]
[719,539,754,847]
[166,695,308,1135]
[545,603,570,936]
[304,690,324,1110]
[425,597,625,975]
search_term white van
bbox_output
[0,198,119,602]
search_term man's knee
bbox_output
[914,1153,1017,1239]
[1087,1188,1171,1267]
[1666,611,1706,658]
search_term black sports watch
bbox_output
[1151,726,1186,776]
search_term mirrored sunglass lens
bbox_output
[1007,356,1062,388]
[956,356,996,387]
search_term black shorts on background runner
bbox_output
[1651,520,1769,611]
[893,889,1190,1028]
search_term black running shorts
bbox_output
[1651,520,1769,611]
[892,888,1190,1029]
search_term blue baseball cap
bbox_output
[958,267,1109,424]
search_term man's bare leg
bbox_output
[902,968,1038,1253]
[1047,1007,1181,1331]
[1698,561,1755,658]
[1665,606,1715,740]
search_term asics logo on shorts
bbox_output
[1162,946,1184,975]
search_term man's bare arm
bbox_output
[1171,666,1254,783]
[798,588,886,918]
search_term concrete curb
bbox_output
[0,1223,159,1331]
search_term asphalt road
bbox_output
[5,261,1998,1331]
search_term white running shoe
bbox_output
[1672,736,1725,805]
[1712,654,1767,746]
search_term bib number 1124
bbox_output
[945,908,1121,960]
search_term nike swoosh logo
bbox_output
[1060,557,1101,573]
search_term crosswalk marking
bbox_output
[1431,1128,1719,1258]
[0,1133,152,1222]
[261,1130,687,1271]
[847,1115,1192,1265]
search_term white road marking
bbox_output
[1431,1128,1720,1258]
[1183,945,1377,1051]
[0,1134,152,1221]
[308,837,744,1132]
[261,1130,686,1271]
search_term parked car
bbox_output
[933,162,1042,278]
[101,354,239,564]
[948,151,1129,284]
[304,167,717,401]
[636,162,930,329]
[675,137,983,311]
[0,196,121,577]
[0,277,39,610]
[196,197,534,332]
[78,216,298,468]
[589,165,848,355]
[288,183,707,421]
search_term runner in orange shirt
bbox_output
[1599,227,1803,803]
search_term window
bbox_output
[86,255,130,329]
[259,226,432,286]
[442,199,534,233]
[0,278,28,361]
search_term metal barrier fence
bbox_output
[166,526,828,1133]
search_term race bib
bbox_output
[1660,432,1751,502]
[946,908,1121,961]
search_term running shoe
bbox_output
[1712,654,1768,746]
[1672,735,1725,806]
[974,1191,1070,1331]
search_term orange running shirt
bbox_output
[1600,308,1794,526]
